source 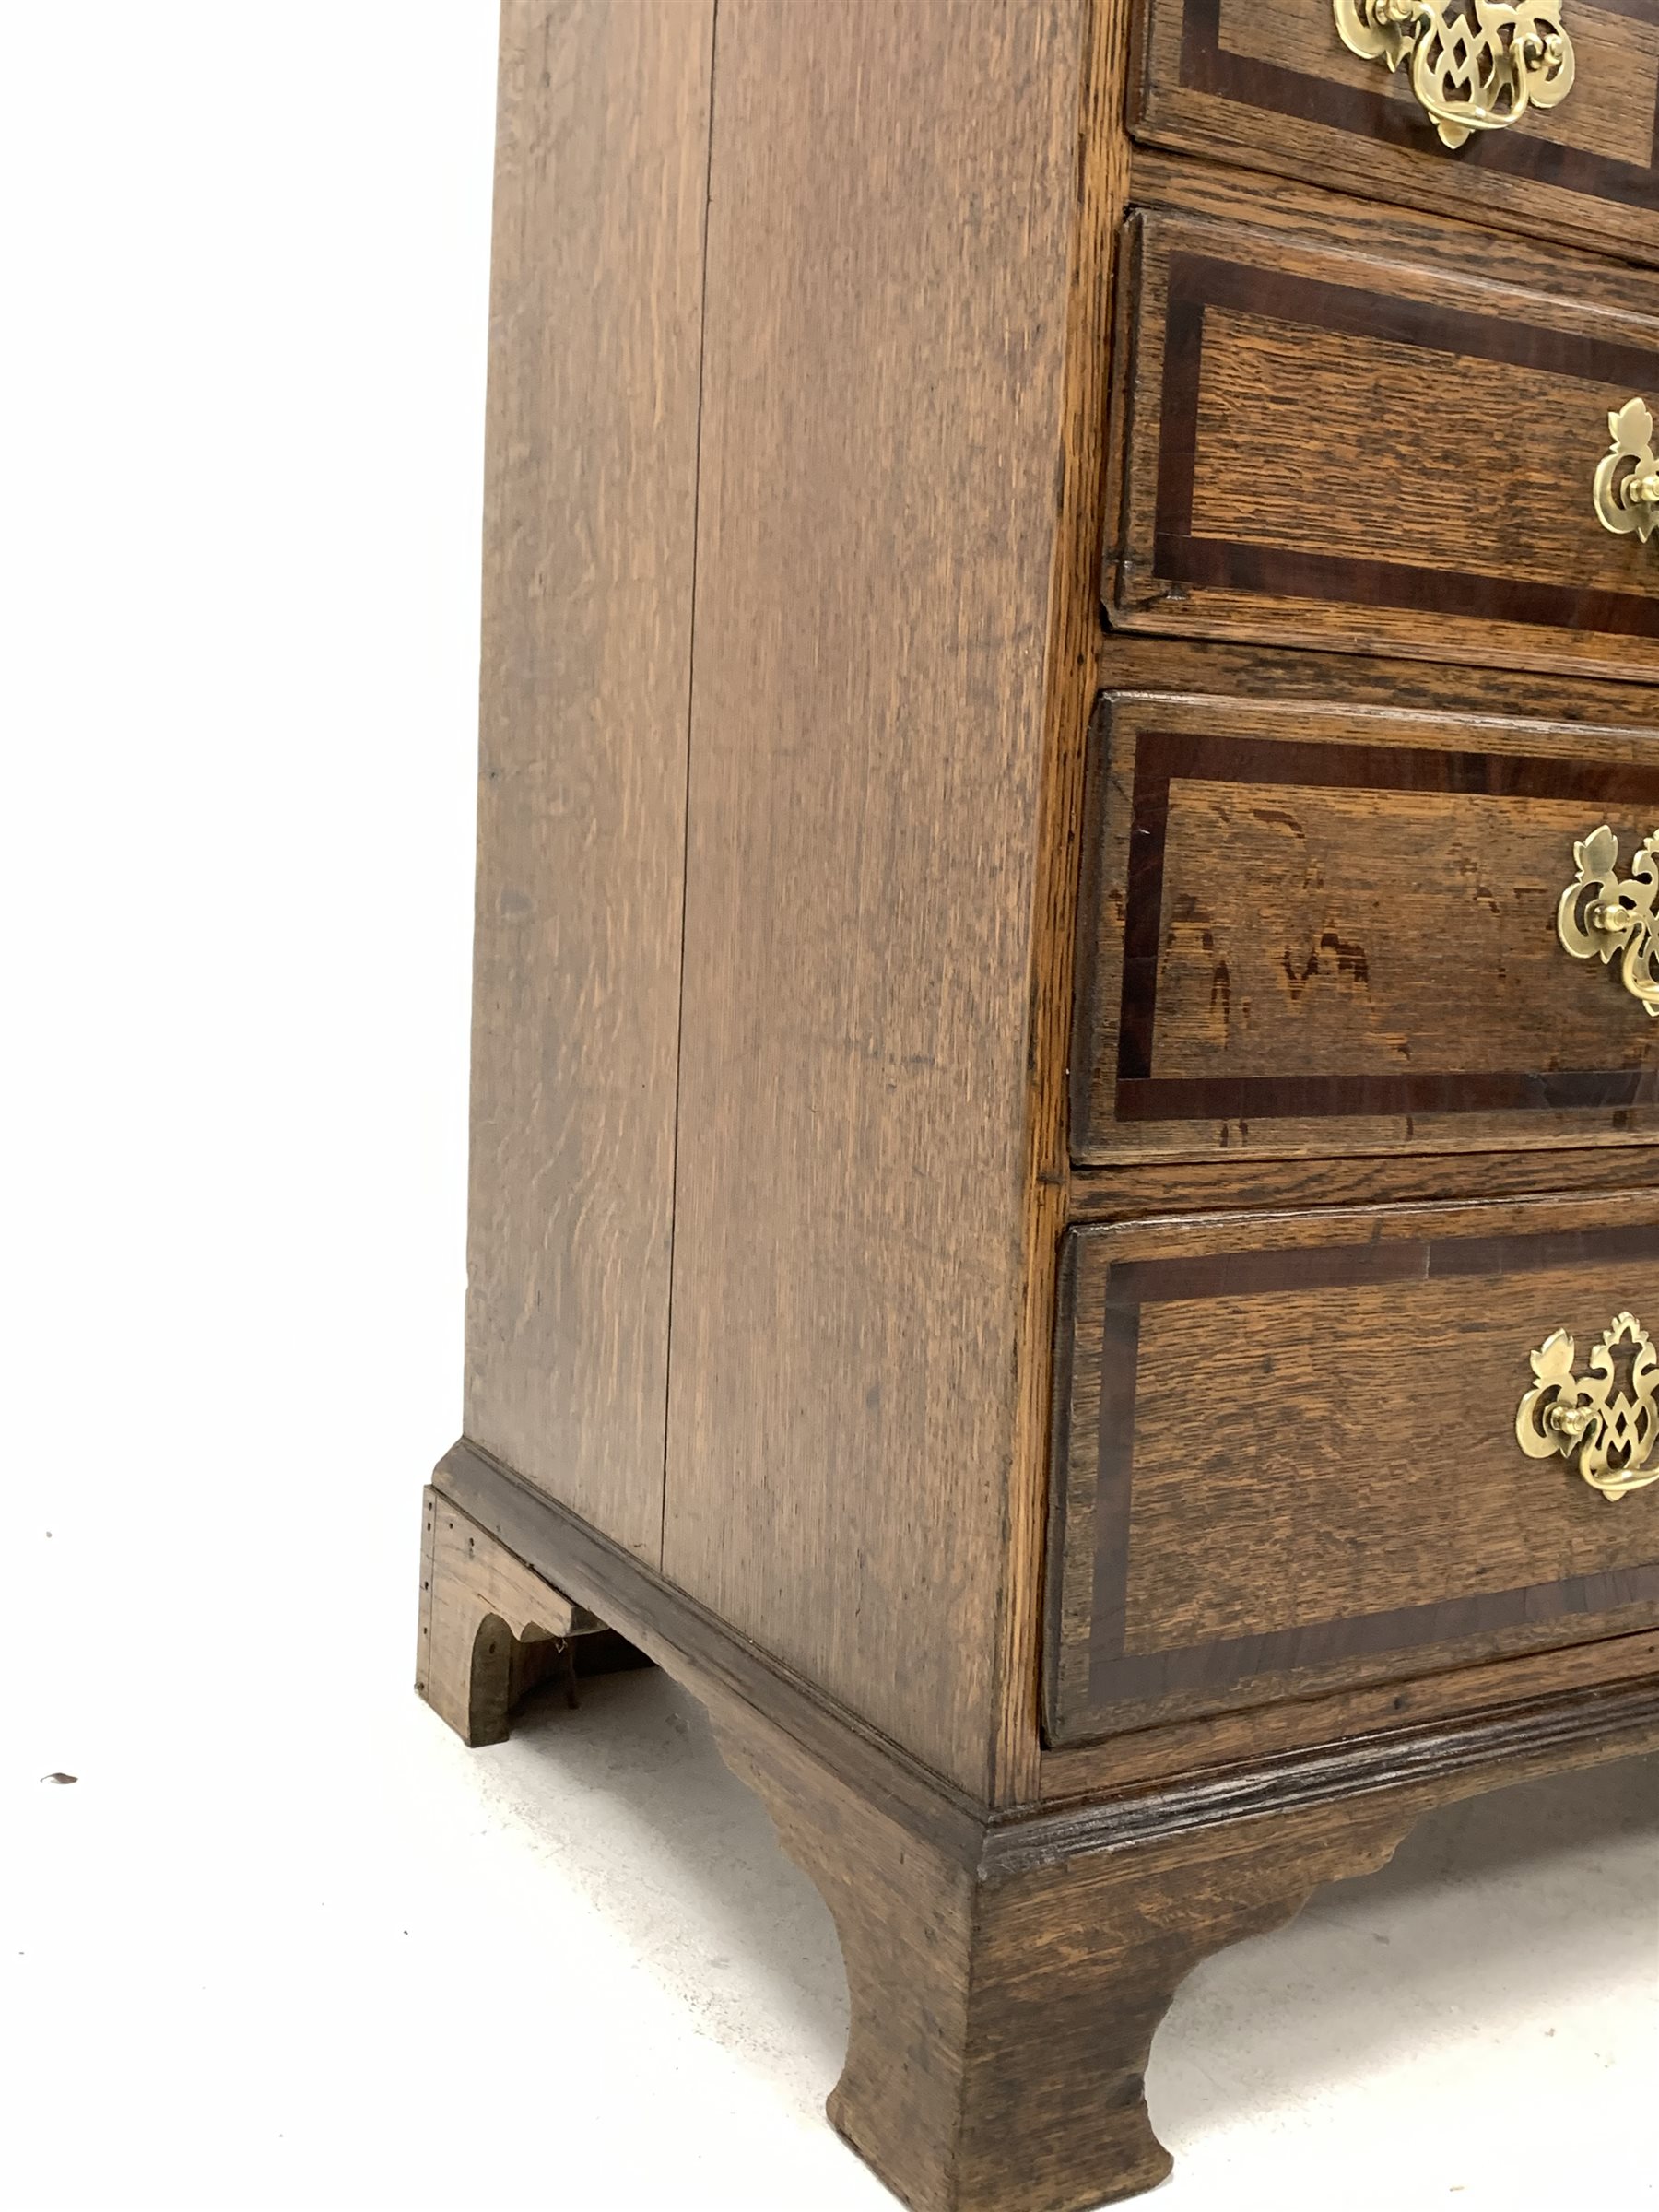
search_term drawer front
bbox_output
[1072,692,1659,1160]
[1132,0,1659,266]
[1105,212,1659,679]
[1044,1194,1659,1746]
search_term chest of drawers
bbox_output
[415,6,1659,2206]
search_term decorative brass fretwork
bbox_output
[1517,1312,1659,1500]
[1594,399,1659,545]
[1557,824,1659,1018]
[1333,0,1574,148]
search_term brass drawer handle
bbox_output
[1334,0,1574,149]
[1518,1312,1659,1499]
[1557,825,1659,1017]
[1594,399,1659,544]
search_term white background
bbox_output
[1,8,1654,2211]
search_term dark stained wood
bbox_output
[1074,692,1659,1161]
[1133,0,1659,268]
[1048,1192,1659,1743]
[662,0,1094,1799]
[462,0,713,1559]
[1107,210,1659,679]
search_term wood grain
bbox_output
[1127,138,1659,306]
[713,1683,1416,2212]
[1126,1262,1659,1642]
[427,1439,1659,2212]
[1073,692,1659,1160]
[432,1444,1659,2212]
[1096,629,1659,724]
[662,0,1092,1798]
[436,1426,1659,1826]
[436,1437,992,1853]
[1134,0,1659,268]
[416,1486,603,1746]
[1048,1192,1659,1743]
[1150,785,1634,1074]
[999,0,1139,1806]
[435,18,1659,2201]
[1107,209,1659,680]
[1207,0,1659,167]
[1040,1620,1659,1792]
[1071,1146,1659,1219]
[463,0,713,1558]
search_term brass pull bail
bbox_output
[1333,0,1575,149]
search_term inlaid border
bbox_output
[1113,726,1659,1123]
[1151,253,1659,637]
[1079,1219,1659,1709]
[1174,0,1659,211]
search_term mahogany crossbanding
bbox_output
[1116,726,1659,1121]
[1176,0,1659,206]
[1047,1200,1659,1742]
[1151,253,1659,635]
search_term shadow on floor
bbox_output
[1154,1746,1659,2143]
[498,1658,1659,2140]
[499,1660,851,2087]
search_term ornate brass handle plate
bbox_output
[1333,0,1574,148]
[1557,825,1659,1017]
[1594,399,1659,544]
[1517,1312,1659,1499]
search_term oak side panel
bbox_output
[665,0,1091,1796]
[463,1,713,1558]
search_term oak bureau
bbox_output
[415,5,1659,2206]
